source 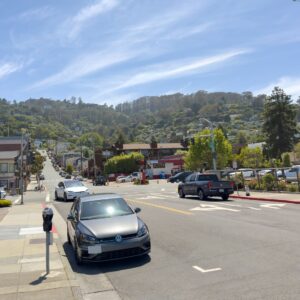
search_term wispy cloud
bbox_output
[65,0,120,39]
[0,62,22,79]
[113,49,249,91]
[254,77,300,100]
[30,49,136,89]
[18,6,54,21]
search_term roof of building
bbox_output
[0,150,20,159]
[122,143,183,150]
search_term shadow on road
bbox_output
[63,242,151,275]
[184,196,235,202]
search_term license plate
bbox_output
[88,245,102,254]
[219,189,224,192]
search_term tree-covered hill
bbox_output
[0,90,298,146]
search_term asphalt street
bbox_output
[39,154,300,300]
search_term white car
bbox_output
[285,166,300,182]
[0,187,6,199]
[55,180,89,202]
[116,175,126,183]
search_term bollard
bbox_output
[42,207,53,274]
[245,185,250,196]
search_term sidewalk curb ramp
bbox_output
[230,195,300,204]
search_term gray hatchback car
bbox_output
[67,193,151,264]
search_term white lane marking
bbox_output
[13,197,21,204]
[260,203,286,209]
[190,204,240,212]
[19,257,45,264]
[19,227,43,235]
[248,207,261,211]
[193,265,222,273]
[220,203,241,207]
[161,188,165,191]
[45,192,50,202]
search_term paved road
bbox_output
[41,154,300,300]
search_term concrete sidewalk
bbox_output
[231,190,300,204]
[0,201,81,299]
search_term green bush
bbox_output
[262,173,275,191]
[277,181,287,191]
[0,199,12,207]
[133,179,149,185]
[287,184,297,192]
[247,179,258,190]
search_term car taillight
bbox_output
[230,181,234,188]
[208,181,212,189]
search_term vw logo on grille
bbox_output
[115,235,122,243]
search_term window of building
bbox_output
[0,163,8,173]
[8,164,15,173]
[153,162,165,168]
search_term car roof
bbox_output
[80,193,123,203]
[63,179,81,183]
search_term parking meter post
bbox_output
[42,207,53,275]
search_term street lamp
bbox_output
[199,118,217,170]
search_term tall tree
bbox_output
[262,87,297,159]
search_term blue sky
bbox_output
[1,0,300,105]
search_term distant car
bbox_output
[66,193,151,264]
[0,187,6,199]
[167,171,192,183]
[55,180,89,202]
[131,172,140,181]
[93,176,106,186]
[116,176,126,183]
[39,173,45,180]
[285,166,300,182]
[65,174,72,179]
[74,176,83,181]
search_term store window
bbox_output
[0,163,8,173]
[8,164,15,173]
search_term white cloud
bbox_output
[114,49,249,90]
[254,77,300,100]
[19,6,54,21]
[0,62,22,79]
[66,0,120,39]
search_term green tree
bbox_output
[238,147,264,168]
[263,87,297,159]
[31,153,45,175]
[66,164,74,175]
[184,128,232,171]
[282,153,291,167]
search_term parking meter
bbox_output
[42,207,53,232]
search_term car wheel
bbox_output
[74,241,83,265]
[179,188,185,198]
[198,189,206,200]
[222,194,229,201]
[55,191,58,201]
[64,193,67,202]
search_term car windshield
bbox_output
[64,180,84,188]
[80,198,133,220]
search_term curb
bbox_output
[230,195,300,204]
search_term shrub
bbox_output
[277,181,287,191]
[0,199,12,207]
[133,179,149,185]
[247,179,258,190]
[287,184,297,192]
[262,173,275,191]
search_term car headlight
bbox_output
[137,223,148,237]
[79,232,97,244]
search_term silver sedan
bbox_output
[67,193,151,264]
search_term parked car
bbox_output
[167,171,192,183]
[285,166,300,182]
[0,187,6,199]
[55,180,89,202]
[66,193,151,264]
[131,172,140,181]
[39,173,45,180]
[178,173,234,201]
[116,176,126,183]
[93,176,106,186]
[65,174,72,179]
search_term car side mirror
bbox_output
[134,207,141,214]
[67,213,74,221]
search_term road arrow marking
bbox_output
[248,207,261,210]
[193,265,222,273]
[190,204,240,212]
[45,192,50,202]
[260,203,286,209]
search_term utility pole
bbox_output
[20,131,24,205]
[80,143,83,175]
[93,142,96,179]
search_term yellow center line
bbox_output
[127,199,193,215]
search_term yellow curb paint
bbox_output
[127,199,193,215]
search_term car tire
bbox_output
[64,193,67,202]
[74,241,83,265]
[55,191,58,201]
[179,188,185,198]
[222,194,229,201]
[198,189,206,200]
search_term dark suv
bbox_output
[167,171,192,183]
[93,176,107,186]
